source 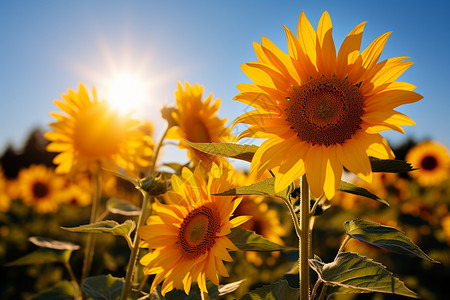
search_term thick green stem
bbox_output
[81,165,101,283]
[120,189,152,300]
[299,174,310,300]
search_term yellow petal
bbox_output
[316,11,336,77]
[338,140,372,183]
[336,21,366,78]
[304,145,327,198]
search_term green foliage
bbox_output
[215,177,293,202]
[61,220,136,248]
[31,280,75,300]
[369,157,414,173]
[338,181,389,205]
[28,236,80,250]
[82,274,124,300]
[344,219,439,263]
[185,141,258,162]
[106,198,140,216]
[6,245,73,266]
[309,252,418,298]
[227,227,296,252]
[240,280,298,300]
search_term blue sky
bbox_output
[1,0,449,166]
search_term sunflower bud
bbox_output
[161,106,178,128]
[139,174,169,196]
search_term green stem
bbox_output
[299,174,310,300]
[81,165,101,283]
[310,279,322,300]
[120,189,152,300]
[149,125,170,176]
[64,261,81,300]
[337,235,352,255]
[318,283,327,300]
[282,196,302,239]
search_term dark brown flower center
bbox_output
[178,205,221,260]
[32,181,49,199]
[285,77,365,146]
[421,155,438,171]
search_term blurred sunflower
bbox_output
[233,10,422,199]
[61,176,92,207]
[18,165,64,214]
[45,83,152,175]
[0,168,10,212]
[138,164,250,295]
[406,140,450,186]
[167,82,233,169]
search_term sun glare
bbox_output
[103,73,150,114]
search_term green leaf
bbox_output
[338,181,389,206]
[344,219,439,263]
[240,280,298,300]
[29,236,80,250]
[82,274,123,300]
[31,281,75,300]
[369,157,414,173]
[62,220,136,238]
[207,279,246,299]
[61,220,136,248]
[309,252,418,298]
[227,227,296,252]
[185,141,258,162]
[215,177,292,201]
[106,198,140,216]
[6,248,72,266]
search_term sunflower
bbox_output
[45,83,152,175]
[0,168,10,212]
[167,82,233,168]
[233,11,422,199]
[18,164,64,214]
[138,164,250,295]
[406,141,450,186]
[61,175,92,206]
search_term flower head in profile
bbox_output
[18,165,64,214]
[406,140,450,186]
[138,164,249,295]
[45,83,152,175]
[167,82,233,169]
[233,11,422,199]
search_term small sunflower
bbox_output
[138,164,250,295]
[233,11,422,199]
[45,83,152,175]
[167,82,233,168]
[18,165,64,214]
[61,176,92,206]
[0,168,10,212]
[406,141,450,186]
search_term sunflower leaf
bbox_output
[184,141,258,162]
[309,252,418,298]
[106,198,140,216]
[344,219,439,263]
[240,280,299,300]
[81,274,124,300]
[31,280,75,300]
[338,181,389,206]
[369,157,414,173]
[227,227,295,252]
[29,237,80,250]
[61,220,136,248]
[215,177,292,201]
[6,248,72,266]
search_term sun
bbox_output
[103,73,150,114]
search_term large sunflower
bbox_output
[233,11,422,199]
[45,83,152,175]
[167,82,233,168]
[18,164,64,214]
[138,164,249,295]
[406,140,450,186]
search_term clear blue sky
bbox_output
[1,0,449,166]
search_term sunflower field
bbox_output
[2,9,450,300]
